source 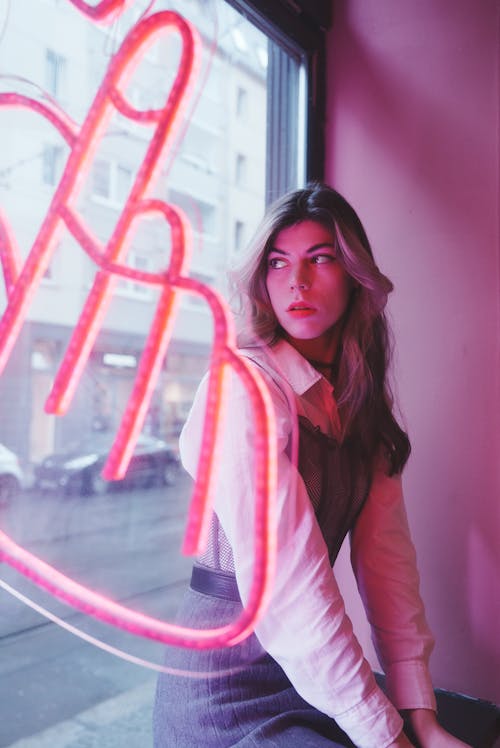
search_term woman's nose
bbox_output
[290,265,310,290]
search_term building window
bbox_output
[42,145,63,186]
[234,220,245,251]
[236,86,248,118]
[116,165,133,203]
[235,153,247,186]
[256,46,268,70]
[45,49,66,98]
[230,26,248,53]
[117,252,152,298]
[169,190,218,238]
[91,159,112,199]
[129,253,150,297]
[91,160,133,204]
[179,121,217,174]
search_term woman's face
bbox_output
[265,220,353,360]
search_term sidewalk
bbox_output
[7,680,156,748]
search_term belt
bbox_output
[190,565,241,603]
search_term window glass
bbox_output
[115,164,133,203]
[91,158,112,199]
[45,49,66,98]
[236,85,248,118]
[235,152,247,186]
[234,218,245,251]
[0,0,310,743]
[42,144,64,186]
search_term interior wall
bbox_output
[325,0,500,702]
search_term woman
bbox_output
[153,183,470,748]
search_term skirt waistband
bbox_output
[190,565,241,603]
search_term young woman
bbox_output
[153,183,471,748]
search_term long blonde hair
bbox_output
[230,182,410,474]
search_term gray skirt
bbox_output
[153,587,356,747]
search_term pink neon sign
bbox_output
[68,0,132,22]
[0,6,277,649]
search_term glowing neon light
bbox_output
[68,0,132,23]
[0,207,21,296]
[0,578,249,677]
[0,7,277,649]
[0,11,199,476]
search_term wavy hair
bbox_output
[230,182,410,475]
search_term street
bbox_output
[0,473,194,746]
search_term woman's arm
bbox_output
[350,469,472,748]
[350,466,436,711]
[181,368,404,748]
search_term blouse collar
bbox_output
[243,339,334,397]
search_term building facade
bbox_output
[0,0,267,466]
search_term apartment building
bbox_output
[0,0,267,464]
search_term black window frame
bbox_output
[225,0,330,203]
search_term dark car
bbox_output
[34,433,180,496]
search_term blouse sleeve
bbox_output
[350,465,437,712]
[180,366,406,748]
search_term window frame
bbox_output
[225,0,329,201]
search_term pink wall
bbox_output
[325,0,500,702]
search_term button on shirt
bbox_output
[179,339,436,748]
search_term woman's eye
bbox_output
[268,257,287,269]
[311,254,335,264]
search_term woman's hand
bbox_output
[404,709,473,747]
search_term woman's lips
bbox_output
[287,303,316,317]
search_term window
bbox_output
[231,26,248,53]
[116,165,133,203]
[45,49,66,98]
[234,219,245,251]
[91,161,133,204]
[256,45,268,70]
[235,152,247,186]
[0,0,327,742]
[42,145,64,186]
[236,86,248,118]
[91,159,111,199]
[179,121,217,174]
[117,252,152,299]
[169,189,218,238]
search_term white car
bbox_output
[0,443,23,502]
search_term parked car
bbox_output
[34,433,180,496]
[0,443,24,502]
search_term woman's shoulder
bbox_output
[237,344,293,402]
[238,343,279,374]
[189,344,292,419]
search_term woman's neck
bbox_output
[305,356,335,370]
[284,329,341,369]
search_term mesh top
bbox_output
[197,415,370,573]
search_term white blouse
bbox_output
[179,338,437,748]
